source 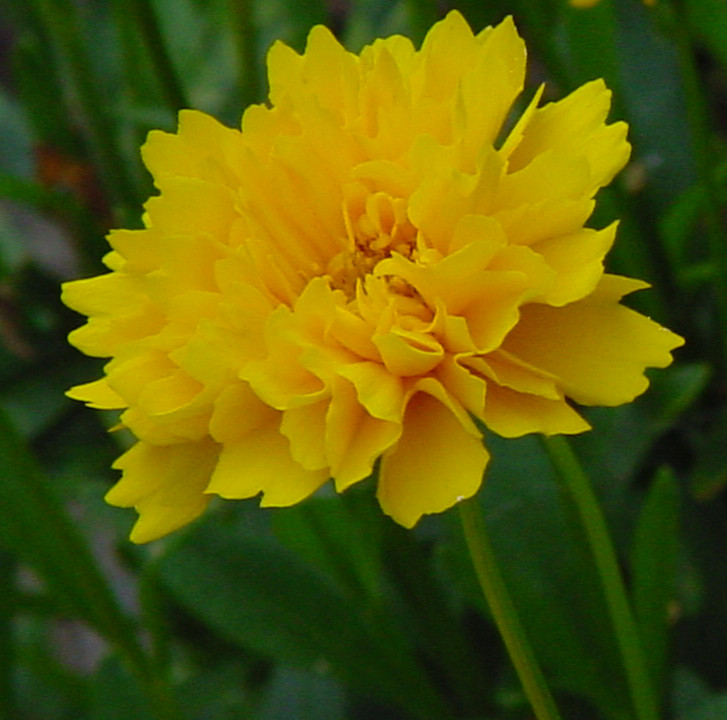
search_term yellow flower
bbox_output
[62,11,682,543]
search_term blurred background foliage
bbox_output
[0,0,726,718]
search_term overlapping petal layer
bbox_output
[62,11,683,540]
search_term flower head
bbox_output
[62,11,682,542]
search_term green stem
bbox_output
[543,436,660,720]
[458,498,562,720]
[670,0,727,367]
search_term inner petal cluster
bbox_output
[328,184,419,298]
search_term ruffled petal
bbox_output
[280,400,329,471]
[67,378,126,409]
[209,382,278,444]
[108,440,219,543]
[507,79,630,192]
[483,383,590,437]
[207,420,328,505]
[533,222,617,305]
[337,361,406,422]
[326,377,401,491]
[502,275,684,406]
[377,387,488,527]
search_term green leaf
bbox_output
[176,661,255,720]
[257,666,346,720]
[156,513,449,719]
[0,406,158,705]
[685,0,727,75]
[255,0,329,53]
[0,88,33,179]
[575,362,708,516]
[89,656,156,720]
[0,356,93,439]
[341,0,408,52]
[272,489,384,603]
[404,0,439,45]
[615,1,696,207]
[6,9,80,156]
[558,0,621,93]
[631,468,680,697]
[275,489,492,717]
[689,402,727,499]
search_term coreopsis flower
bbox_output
[62,11,682,542]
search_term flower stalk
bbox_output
[543,436,660,720]
[458,497,563,720]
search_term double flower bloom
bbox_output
[62,11,683,542]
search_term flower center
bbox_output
[327,188,418,298]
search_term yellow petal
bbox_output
[105,352,176,405]
[107,228,162,274]
[136,371,204,416]
[375,221,506,313]
[207,421,328,505]
[330,305,381,361]
[243,305,327,410]
[280,399,329,471]
[375,328,444,376]
[494,197,596,247]
[118,405,208,445]
[377,390,488,527]
[495,150,592,211]
[483,383,591,437]
[144,177,237,242]
[459,271,529,351]
[266,39,304,107]
[532,222,617,305]
[301,25,361,122]
[209,382,278,444]
[108,439,219,543]
[337,360,405,422]
[434,354,487,415]
[456,16,526,165]
[325,377,401,491]
[61,273,143,317]
[65,289,165,357]
[418,11,480,102]
[67,378,126,409]
[507,79,630,191]
[142,109,242,186]
[469,350,560,399]
[502,275,684,406]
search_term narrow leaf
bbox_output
[631,467,680,695]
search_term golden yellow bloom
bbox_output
[62,11,682,542]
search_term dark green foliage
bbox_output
[1,0,726,718]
